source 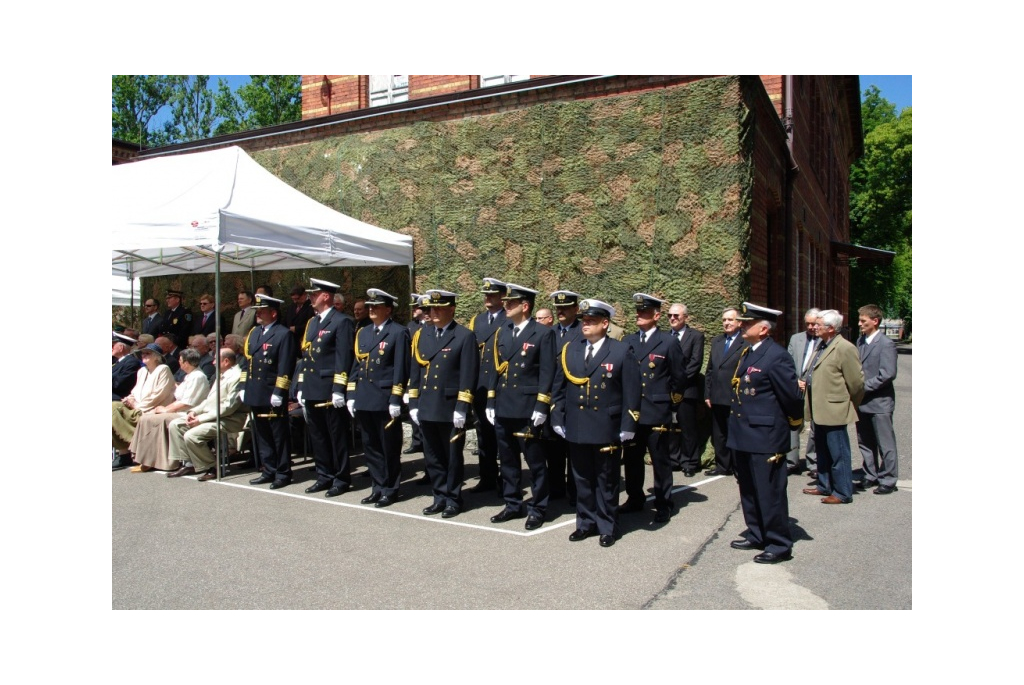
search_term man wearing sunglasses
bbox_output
[667,303,705,475]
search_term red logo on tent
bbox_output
[191,220,199,228]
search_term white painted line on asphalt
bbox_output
[190,473,724,537]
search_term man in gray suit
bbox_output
[786,308,820,475]
[854,304,900,494]
[232,290,256,337]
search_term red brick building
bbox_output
[118,75,871,338]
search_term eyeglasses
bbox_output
[668,314,684,319]
[144,303,157,308]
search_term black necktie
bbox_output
[724,336,733,352]
[640,332,647,345]
[488,313,494,326]
[560,327,566,338]
[436,327,442,339]
[585,344,594,371]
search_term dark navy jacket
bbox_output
[626,328,686,426]
[297,309,355,402]
[726,338,803,454]
[487,319,557,420]
[240,322,296,406]
[348,319,410,412]
[409,323,479,422]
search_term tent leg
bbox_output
[215,252,222,482]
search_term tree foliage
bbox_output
[214,76,301,135]
[164,75,216,143]
[849,86,912,332]
[111,75,172,147]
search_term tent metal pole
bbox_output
[215,252,222,482]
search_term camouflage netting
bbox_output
[143,76,752,341]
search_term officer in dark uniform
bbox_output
[622,293,686,522]
[284,284,316,358]
[346,288,410,507]
[543,290,583,503]
[112,332,141,400]
[242,294,297,489]
[551,299,641,547]
[485,284,557,530]
[408,290,479,518]
[158,289,193,347]
[296,278,355,498]
[466,277,507,494]
[727,302,804,564]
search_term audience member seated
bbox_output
[112,332,141,400]
[166,348,247,480]
[129,348,211,472]
[112,344,175,470]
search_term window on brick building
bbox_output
[480,75,530,88]
[369,75,409,107]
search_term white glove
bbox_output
[403,392,410,405]
[671,411,679,424]
[270,394,282,408]
[453,411,466,429]
[531,411,546,427]
[332,392,345,409]
[485,407,495,425]
[553,425,566,439]
[410,408,419,425]
[297,391,305,407]
[389,404,401,419]
[347,399,356,417]
[619,431,635,443]
[239,390,245,404]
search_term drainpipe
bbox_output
[783,75,800,337]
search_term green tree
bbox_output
[214,75,301,135]
[111,75,172,147]
[165,75,216,143]
[849,86,912,334]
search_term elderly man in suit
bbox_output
[726,303,804,563]
[703,307,747,478]
[854,304,900,494]
[803,309,864,504]
[666,302,706,475]
[232,290,257,337]
[112,332,141,400]
[192,293,218,336]
[786,308,820,475]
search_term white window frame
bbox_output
[369,75,409,107]
[480,75,530,88]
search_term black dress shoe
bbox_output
[619,498,645,513]
[441,506,460,518]
[704,468,730,476]
[168,465,196,478]
[415,473,430,485]
[375,494,399,508]
[654,510,672,523]
[422,502,446,515]
[467,480,496,493]
[325,484,350,498]
[249,474,274,485]
[361,492,382,504]
[856,479,878,490]
[403,446,423,455]
[112,453,134,471]
[807,469,818,478]
[873,484,897,495]
[786,466,803,476]
[730,539,758,550]
[753,550,792,564]
[683,470,697,478]
[568,499,577,508]
[490,507,525,523]
[599,535,615,547]
[305,482,331,494]
[525,515,543,530]
[269,480,291,490]
[569,528,594,542]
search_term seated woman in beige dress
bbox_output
[112,344,176,469]
[129,348,211,472]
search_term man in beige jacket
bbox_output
[803,310,864,504]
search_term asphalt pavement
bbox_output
[112,349,911,610]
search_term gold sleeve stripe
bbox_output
[391,385,404,396]
[347,382,356,392]
[275,376,291,390]
[457,390,474,404]
[536,393,552,405]
[788,417,804,427]
[671,393,683,404]
[297,373,305,383]
[334,373,348,385]
[628,410,640,422]
[239,372,248,382]
[487,390,496,399]
[408,389,420,399]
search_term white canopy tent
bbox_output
[111,145,414,481]
[112,275,141,307]
[112,145,413,279]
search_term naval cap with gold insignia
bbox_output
[632,293,665,310]
[113,331,137,345]
[252,294,284,310]
[481,277,507,295]
[550,290,580,307]
[501,283,538,303]
[410,293,424,307]
[165,288,183,298]
[307,278,340,295]
[365,288,398,308]
[578,299,616,319]
[424,289,457,307]
[736,301,783,322]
